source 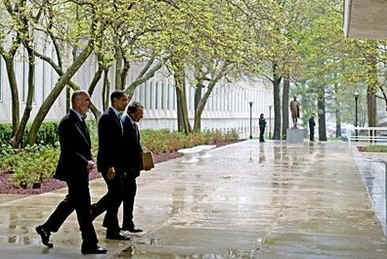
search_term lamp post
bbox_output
[249,101,253,139]
[268,105,272,139]
[354,91,359,140]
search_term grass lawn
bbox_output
[359,145,387,152]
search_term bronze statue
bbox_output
[290,96,300,128]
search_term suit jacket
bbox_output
[53,110,92,181]
[259,118,266,130]
[97,107,125,174]
[121,114,143,179]
[309,118,316,129]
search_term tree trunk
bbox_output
[193,86,202,132]
[334,83,341,137]
[318,87,327,141]
[176,85,184,132]
[282,76,289,139]
[272,64,282,140]
[13,46,35,147]
[102,68,110,111]
[172,59,191,134]
[120,57,130,91]
[4,57,20,137]
[27,42,93,145]
[192,64,229,132]
[367,86,377,128]
[67,47,78,113]
[124,58,163,100]
[87,65,104,120]
[175,79,192,135]
[115,47,123,90]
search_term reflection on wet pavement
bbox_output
[0,140,386,259]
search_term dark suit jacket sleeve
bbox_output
[98,115,116,170]
[122,115,143,174]
[59,118,89,167]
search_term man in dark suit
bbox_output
[309,116,316,141]
[35,90,107,255]
[121,102,144,233]
[90,90,130,240]
[259,113,266,143]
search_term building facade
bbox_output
[0,53,273,138]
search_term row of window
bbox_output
[132,81,265,113]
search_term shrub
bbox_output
[140,129,239,153]
[0,127,239,189]
[0,145,59,188]
[0,122,59,147]
[362,145,387,152]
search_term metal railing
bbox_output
[348,127,387,144]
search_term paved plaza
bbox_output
[0,140,386,258]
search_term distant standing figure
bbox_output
[290,96,300,128]
[259,113,266,143]
[309,116,316,141]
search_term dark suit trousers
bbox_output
[259,127,265,142]
[91,172,123,234]
[122,177,137,228]
[42,177,98,246]
[310,128,315,141]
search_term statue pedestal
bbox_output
[286,128,305,144]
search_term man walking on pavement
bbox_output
[120,102,145,234]
[36,90,107,255]
[91,90,130,241]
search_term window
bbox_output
[149,81,153,109]
[42,49,46,102]
[154,82,158,109]
[144,81,148,109]
[161,81,165,110]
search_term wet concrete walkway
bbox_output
[0,140,386,258]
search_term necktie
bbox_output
[134,122,139,142]
[118,113,123,135]
[80,119,90,142]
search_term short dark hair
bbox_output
[127,101,143,114]
[110,90,126,104]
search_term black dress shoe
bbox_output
[81,246,108,255]
[35,225,53,248]
[121,226,143,233]
[106,233,130,240]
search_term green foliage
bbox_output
[140,129,239,153]
[362,145,387,153]
[0,124,13,145]
[0,145,59,189]
[0,122,59,147]
[0,128,239,189]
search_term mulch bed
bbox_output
[357,146,366,152]
[0,140,241,195]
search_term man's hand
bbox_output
[106,167,116,180]
[87,160,96,174]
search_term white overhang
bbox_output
[343,0,387,40]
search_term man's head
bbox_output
[127,102,144,122]
[72,90,91,115]
[293,96,297,101]
[111,91,128,112]
[260,113,264,118]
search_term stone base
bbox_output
[286,128,305,144]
